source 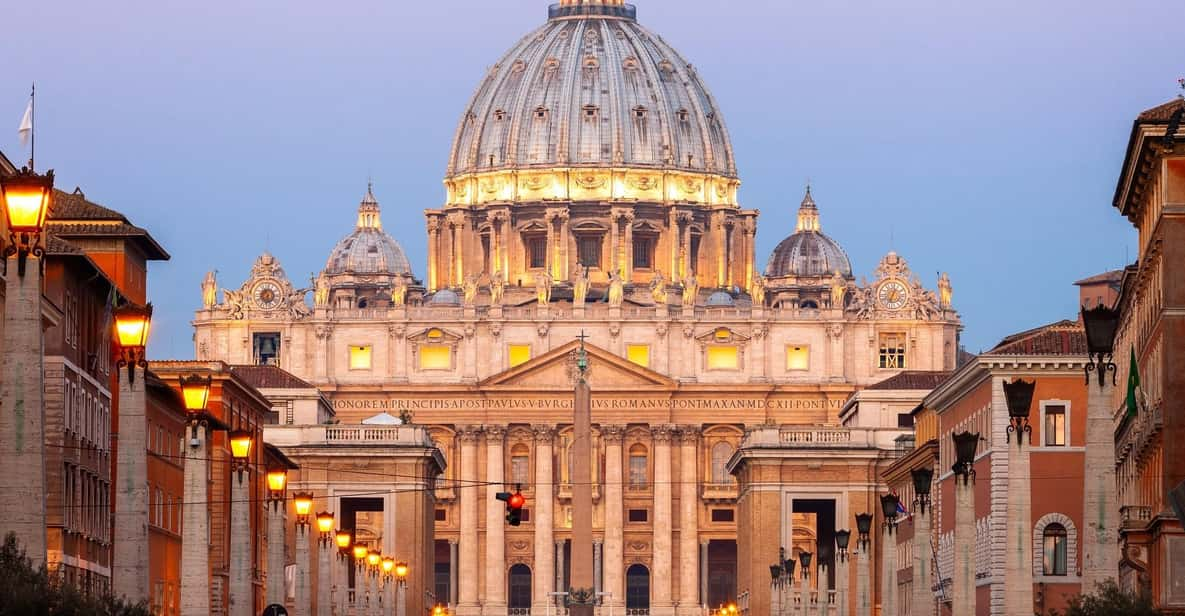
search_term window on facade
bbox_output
[508,344,531,368]
[626,564,650,609]
[577,236,602,268]
[711,509,735,522]
[481,234,491,274]
[511,444,530,487]
[1042,523,1068,575]
[253,333,281,366]
[527,236,547,269]
[628,444,648,488]
[786,345,809,371]
[628,509,649,523]
[706,346,739,370]
[711,442,735,484]
[435,562,451,607]
[349,345,372,370]
[627,344,650,368]
[897,413,915,428]
[1044,405,1067,446]
[633,236,654,269]
[688,234,701,274]
[435,509,447,522]
[419,345,452,370]
[878,333,906,369]
[508,564,532,608]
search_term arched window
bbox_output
[626,564,650,609]
[799,300,818,310]
[510,443,530,488]
[508,564,532,608]
[1042,523,1068,575]
[628,444,648,488]
[711,442,734,484]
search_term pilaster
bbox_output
[113,365,149,602]
[652,425,675,614]
[457,426,482,615]
[1082,379,1118,588]
[484,425,507,611]
[229,473,253,616]
[533,425,557,612]
[602,425,625,608]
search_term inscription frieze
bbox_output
[331,396,845,412]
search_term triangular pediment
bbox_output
[480,341,676,389]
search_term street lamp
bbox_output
[293,492,314,527]
[834,530,851,563]
[113,302,152,382]
[911,468,934,514]
[316,511,335,541]
[228,429,254,478]
[266,465,288,505]
[367,550,382,568]
[0,166,54,276]
[798,551,812,581]
[1081,304,1119,387]
[180,374,212,444]
[353,544,369,562]
[855,513,873,551]
[395,561,408,581]
[336,530,352,554]
[382,558,395,576]
[880,494,901,531]
[1003,378,1036,446]
[952,432,979,482]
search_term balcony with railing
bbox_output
[557,482,601,502]
[701,480,738,502]
[264,423,438,449]
[1120,505,1153,531]
[737,425,906,453]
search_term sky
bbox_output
[2,0,1176,358]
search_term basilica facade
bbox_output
[192,1,961,614]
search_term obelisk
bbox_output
[571,336,595,616]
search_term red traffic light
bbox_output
[508,491,526,509]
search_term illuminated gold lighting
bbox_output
[367,551,381,567]
[508,344,531,368]
[113,303,153,350]
[316,511,334,534]
[228,430,253,461]
[395,561,409,579]
[786,345,809,371]
[179,374,211,413]
[626,344,650,368]
[382,558,395,574]
[335,530,351,549]
[266,468,288,494]
[349,345,372,370]
[293,492,314,518]
[0,168,54,233]
[444,168,739,207]
[706,346,739,370]
[419,345,451,370]
[427,328,444,340]
[714,328,730,341]
[353,544,368,561]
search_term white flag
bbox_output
[18,99,32,146]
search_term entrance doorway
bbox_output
[791,498,837,590]
[706,540,737,607]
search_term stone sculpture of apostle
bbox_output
[535,271,552,306]
[490,270,506,306]
[682,274,698,307]
[607,270,624,307]
[649,270,668,305]
[201,271,218,308]
[573,266,590,307]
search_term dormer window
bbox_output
[535,106,549,120]
[633,106,647,120]
[676,108,689,122]
[494,109,507,121]
[583,105,599,119]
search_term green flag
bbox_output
[1126,346,1140,419]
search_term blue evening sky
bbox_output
[3,0,1175,358]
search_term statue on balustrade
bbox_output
[490,270,505,306]
[607,270,624,307]
[535,271,553,306]
[649,270,668,305]
[573,266,590,307]
[201,271,218,308]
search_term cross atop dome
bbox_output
[356,181,382,230]
[795,185,821,232]
[548,0,636,20]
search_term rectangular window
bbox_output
[785,345,809,371]
[520,508,531,523]
[419,345,452,370]
[628,509,649,523]
[629,454,648,487]
[633,237,653,269]
[711,509,735,522]
[689,234,701,274]
[508,344,531,368]
[706,346,739,370]
[435,509,447,522]
[897,413,915,428]
[253,332,281,366]
[349,345,373,370]
[626,344,650,368]
[511,455,530,487]
[878,333,906,369]
[527,236,547,269]
[578,236,602,268]
[1044,405,1067,446]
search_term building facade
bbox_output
[192,2,962,615]
[1110,97,1185,612]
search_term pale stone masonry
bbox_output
[484,426,507,613]
[856,548,871,616]
[113,366,149,602]
[678,427,700,615]
[295,524,310,615]
[0,256,48,566]
[531,426,556,614]
[229,474,251,616]
[881,525,898,616]
[267,505,286,606]
[180,424,211,616]
[1081,379,1117,589]
[652,426,675,616]
[952,479,975,616]
[912,504,933,616]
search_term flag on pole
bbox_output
[18,98,32,146]
[1125,346,1140,420]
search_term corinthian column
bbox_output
[533,426,557,614]
[652,425,675,616]
[484,426,508,613]
[677,427,700,615]
[457,427,482,616]
[602,426,626,609]
[449,213,466,287]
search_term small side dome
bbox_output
[428,289,460,305]
[705,291,734,306]
[765,187,852,278]
[325,184,413,277]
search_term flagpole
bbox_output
[29,83,35,171]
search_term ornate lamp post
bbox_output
[910,468,934,616]
[292,491,314,615]
[781,550,796,616]
[178,373,214,616]
[367,550,383,616]
[394,561,409,616]
[951,432,980,616]
[354,544,370,615]
[227,428,255,616]
[1080,304,1121,589]
[265,464,288,606]
[0,165,54,275]
[854,513,873,616]
[316,511,336,616]
[1002,378,1037,614]
[336,530,353,616]
[798,551,812,615]
[834,530,851,616]
[879,495,900,616]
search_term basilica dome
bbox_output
[445,0,736,179]
[765,188,852,278]
[325,186,413,277]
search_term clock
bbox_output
[253,281,282,310]
[877,279,909,311]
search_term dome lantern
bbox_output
[765,187,852,279]
[324,183,413,278]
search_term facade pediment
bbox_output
[480,341,675,389]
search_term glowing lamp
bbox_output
[335,530,352,550]
[179,374,212,414]
[433,604,446,616]
[728,604,737,615]
[353,544,369,561]
[367,551,381,567]
[395,561,409,579]
[293,492,314,521]
[113,302,153,353]
[266,467,288,495]
[228,430,254,462]
[0,167,54,234]
[316,511,334,534]
[508,491,526,509]
[382,558,395,574]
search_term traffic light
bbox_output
[496,487,526,526]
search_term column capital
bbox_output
[653,424,677,444]
[457,425,483,443]
[485,425,507,443]
[677,425,700,443]
[601,424,626,444]
[533,424,557,443]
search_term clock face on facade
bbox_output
[253,281,282,310]
[877,279,909,311]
